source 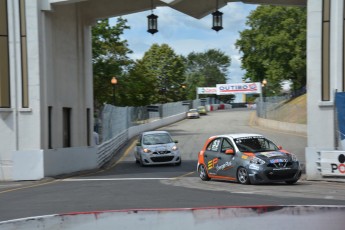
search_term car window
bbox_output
[143,133,173,145]
[206,138,221,152]
[221,138,234,153]
[258,138,279,151]
[234,137,278,152]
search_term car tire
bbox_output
[237,167,250,185]
[198,164,211,181]
[285,180,298,185]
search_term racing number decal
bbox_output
[208,158,218,170]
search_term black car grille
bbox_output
[151,156,174,162]
[265,161,297,180]
[266,172,297,180]
[267,162,293,168]
[153,150,171,155]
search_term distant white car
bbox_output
[135,131,182,166]
[187,109,200,119]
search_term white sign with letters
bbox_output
[320,151,345,176]
[216,82,262,95]
[197,87,217,94]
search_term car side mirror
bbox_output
[136,142,141,146]
[174,140,178,143]
[278,146,283,150]
[225,149,234,155]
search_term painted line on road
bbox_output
[0,179,60,194]
[232,192,255,194]
[0,141,138,194]
[62,178,177,182]
[109,140,137,168]
[64,139,138,179]
[173,171,195,179]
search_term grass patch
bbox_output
[266,94,307,124]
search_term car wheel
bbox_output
[237,167,250,184]
[198,164,210,181]
[285,180,298,185]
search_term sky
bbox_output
[111,2,258,84]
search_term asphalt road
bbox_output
[1,109,345,222]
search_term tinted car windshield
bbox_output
[142,133,173,145]
[233,137,279,152]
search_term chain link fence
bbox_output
[256,95,307,124]
[96,97,220,144]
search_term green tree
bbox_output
[185,49,231,100]
[92,18,133,109]
[140,43,186,103]
[235,6,306,94]
[118,60,157,106]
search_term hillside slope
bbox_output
[266,94,307,124]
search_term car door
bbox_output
[216,138,237,179]
[203,138,222,176]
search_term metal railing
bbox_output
[95,98,219,167]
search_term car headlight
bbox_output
[290,153,298,162]
[250,157,266,165]
[143,148,151,153]
[172,145,178,151]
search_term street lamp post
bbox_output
[262,79,267,102]
[111,76,117,105]
[261,79,267,118]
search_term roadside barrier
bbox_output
[1,205,344,230]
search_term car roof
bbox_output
[141,130,170,135]
[210,133,264,139]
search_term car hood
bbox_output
[255,151,291,160]
[142,143,175,151]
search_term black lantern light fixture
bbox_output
[212,0,223,32]
[147,0,158,34]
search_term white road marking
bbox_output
[62,178,176,182]
[231,192,255,194]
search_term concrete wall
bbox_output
[255,117,307,136]
[0,0,43,180]
[128,113,186,140]
[42,3,93,149]
[306,0,344,180]
[0,206,344,230]
[0,0,95,180]
[12,112,187,180]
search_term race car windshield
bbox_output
[143,134,173,145]
[234,137,279,152]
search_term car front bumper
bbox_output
[187,114,199,118]
[247,162,302,184]
[140,152,181,165]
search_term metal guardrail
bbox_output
[95,98,221,167]
[97,130,128,167]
